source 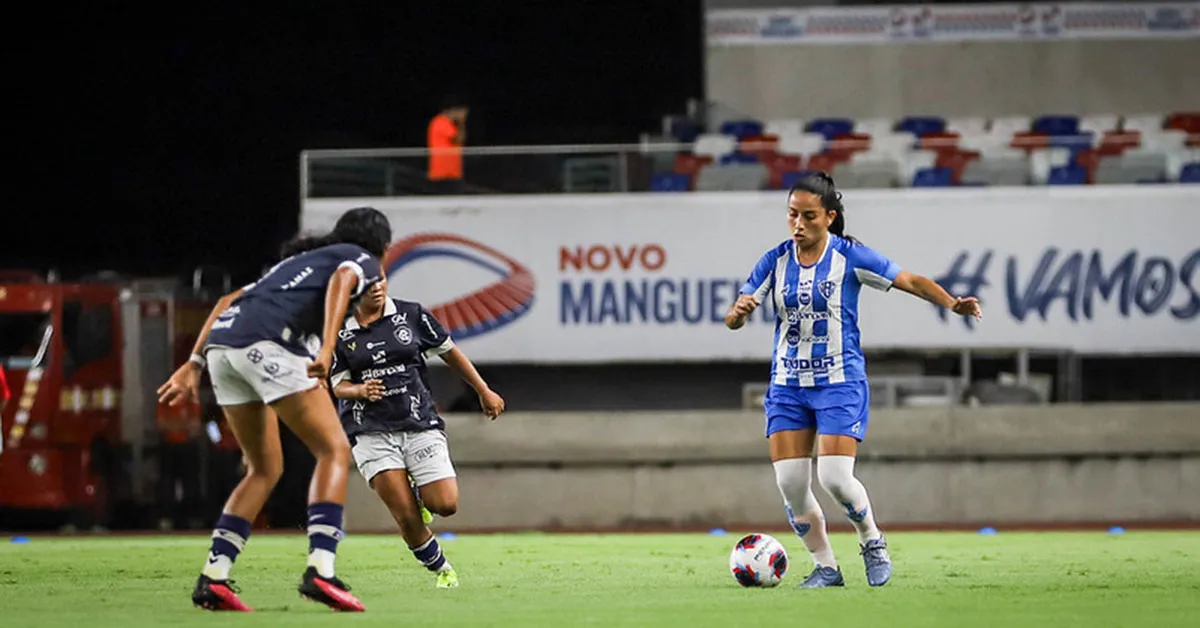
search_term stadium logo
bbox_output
[383,233,535,341]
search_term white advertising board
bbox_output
[706,3,1200,46]
[304,186,1200,363]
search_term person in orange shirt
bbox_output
[427,96,468,193]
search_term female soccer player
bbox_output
[158,206,393,612]
[330,274,504,589]
[725,172,981,588]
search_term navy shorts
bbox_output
[763,381,870,441]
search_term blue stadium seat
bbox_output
[1180,162,1200,183]
[719,151,759,165]
[1050,130,1094,161]
[1033,115,1080,136]
[911,167,954,187]
[670,119,702,143]
[897,116,946,137]
[719,120,765,140]
[805,118,854,140]
[1047,164,1088,185]
[650,172,691,192]
[780,169,816,189]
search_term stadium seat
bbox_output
[780,169,816,189]
[805,118,855,140]
[719,119,766,140]
[872,132,919,160]
[1032,115,1079,136]
[1180,162,1200,183]
[776,132,825,157]
[897,116,946,137]
[1141,129,1188,153]
[826,133,871,161]
[1165,112,1200,134]
[719,151,759,165]
[1121,113,1164,134]
[912,167,954,187]
[650,172,691,192]
[989,116,1032,138]
[838,151,901,188]
[946,117,987,136]
[1030,147,1072,184]
[765,153,803,189]
[962,153,1029,186]
[936,149,979,184]
[854,117,895,137]
[899,150,938,186]
[694,163,769,191]
[670,119,703,143]
[1098,130,1141,152]
[1078,114,1120,137]
[1166,148,1200,182]
[1047,164,1088,185]
[738,134,778,160]
[673,153,712,177]
[764,118,805,138]
[1093,150,1167,184]
[918,131,961,155]
[692,134,739,159]
[1011,131,1050,153]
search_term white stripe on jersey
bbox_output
[826,249,848,384]
[796,260,818,387]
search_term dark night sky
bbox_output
[11,2,702,285]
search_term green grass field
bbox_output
[2,531,1198,627]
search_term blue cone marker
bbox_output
[709,528,727,536]
[978,527,997,535]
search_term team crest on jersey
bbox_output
[394,326,413,345]
[819,281,837,299]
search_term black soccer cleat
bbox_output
[298,566,366,612]
[192,574,252,611]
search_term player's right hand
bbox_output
[359,379,385,402]
[479,388,505,421]
[157,363,200,406]
[307,349,334,379]
[731,294,760,317]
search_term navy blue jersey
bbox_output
[207,243,383,358]
[331,298,455,436]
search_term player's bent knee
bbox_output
[247,459,283,485]
[430,500,457,517]
[815,455,856,498]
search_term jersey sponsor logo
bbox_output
[362,364,407,379]
[371,350,387,364]
[338,329,355,341]
[780,355,836,372]
[367,341,386,350]
[383,233,535,341]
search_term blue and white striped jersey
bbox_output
[739,235,901,387]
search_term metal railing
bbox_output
[300,133,1199,198]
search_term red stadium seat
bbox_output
[739,134,779,160]
[673,153,712,177]
[766,153,803,189]
[826,133,871,162]
[1165,112,1200,134]
[1011,131,1050,153]
[919,131,962,156]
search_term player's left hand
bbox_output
[157,362,201,406]
[308,349,334,379]
[951,296,982,320]
[479,388,505,421]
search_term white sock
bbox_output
[773,458,837,568]
[817,455,883,544]
[308,548,337,578]
[201,552,233,581]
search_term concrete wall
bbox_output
[344,402,1200,532]
[705,39,1200,120]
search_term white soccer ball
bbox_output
[729,533,789,587]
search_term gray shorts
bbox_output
[207,341,319,405]
[351,429,456,487]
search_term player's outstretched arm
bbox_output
[439,347,505,420]
[157,287,244,406]
[892,271,982,320]
[309,267,360,379]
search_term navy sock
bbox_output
[202,514,251,580]
[411,535,448,572]
[307,502,344,577]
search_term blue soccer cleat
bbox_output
[797,566,845,588]
[860,537,892,587]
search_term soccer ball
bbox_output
[729,533,789,587]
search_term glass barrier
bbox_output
[301,134,1200,198]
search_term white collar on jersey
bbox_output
[343,297,397,331]
[792,235,832,266]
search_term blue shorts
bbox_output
[763,381,870,441]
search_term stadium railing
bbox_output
[301,134,1200,198]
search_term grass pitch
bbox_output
[1,531,1197,627]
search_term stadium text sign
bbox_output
[304,186,1200,363]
